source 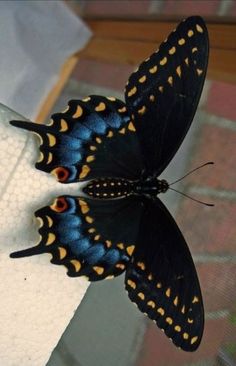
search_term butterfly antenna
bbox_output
[169,187,214,207]
[169,162,214,185]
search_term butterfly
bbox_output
[10,16,209,351]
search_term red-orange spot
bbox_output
[51,197,68,213]
[52,167,69,182]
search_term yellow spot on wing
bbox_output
[138,292,145,300]
[73,105,83,118]
[139,75,146,83]
[188,318,194,324]
[197,68,203,76]
[192,296,199,303]
[37,152,44,163]
[176,66,181,77]
[178,38,185,45]
[46,152,53,165]
[196,24,203,33]
[174,296,178,306]
[88,228,96,233]
[46,215,53,228]
[157,282,162,288]
[149,95,155,102]
[70,259,81,272]
[157,307,165,316]
[181,305,186,314]
[46,233,56,246]
[107,96,116,101]
[85,216,94,224]
[94,235,101,241]
[149,65,157,73]
[183,333,189,340]
[148,273,153,281]
[79,199,89,214]
[107,130,113,137]
[147,301,155,308]
[79,165,90,179]
[192,47,198,53]
[126,245,135,256]
[95,102,106,112]
[128,86,137,97]
[138,106,146,115]
[185,57,189,66]
[90,145,97,151]
[93,266,104,275]
[128,122,136,131]
[86,155,95,163]
[96,137,102,144]
[169,47,176,55]
[159,86,164,93]
[188,29,194,37]
[118,106,127,113]
[165,288,171,297]
[116,263,125,270]
[119,127,126,134]
[47,133,56,147]
[168,76,173,86]
[174,325,181,332]
[106,240,112,248]
[191,336,198,344]
[117,243,124,250]
[166,317,173,325]
[160,57,167,66]
[58,247,67,260]
[60,119,68,132]
[83,97,91,102]
[137,262,145,271]
[127,279,136,289]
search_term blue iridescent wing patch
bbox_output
[10,16,209,351]
[10,96,144,182]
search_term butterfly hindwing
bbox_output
[10,96,144,182]
[125,16,209,175]
[125,197,204,351]
[11,195,144,281]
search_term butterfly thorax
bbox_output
[83,177,169,199]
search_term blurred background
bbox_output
[4,1,236,365]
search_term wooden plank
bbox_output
[35,54,79,123]
[87,20,236,50]
[82,38,236,83]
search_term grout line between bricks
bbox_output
[203,113,236,131]
[193,254,236,264]
[188,185,236,201]
[205,309,229,320]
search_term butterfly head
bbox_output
[156,179,169,194]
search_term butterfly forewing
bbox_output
[125,16,209,175]
[125,197,204,351]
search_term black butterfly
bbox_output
[10,16,209,351]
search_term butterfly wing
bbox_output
[125,197,204,351]
[10,195,144,281]
[125,16,209,175]
[10,96,144,182]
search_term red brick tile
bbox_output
[206,81,236,122]
[230,1,236,16]
[72,58,134,91]
[176,197,236,254]
[138,318,227,366]
[188,124,236,191]
[161,0,220,16]
[83,0,151,17]
[197,263,236,312]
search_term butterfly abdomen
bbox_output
[83,178,133,198]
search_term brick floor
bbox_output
[160,0,220,16]
[206,81,236,122]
